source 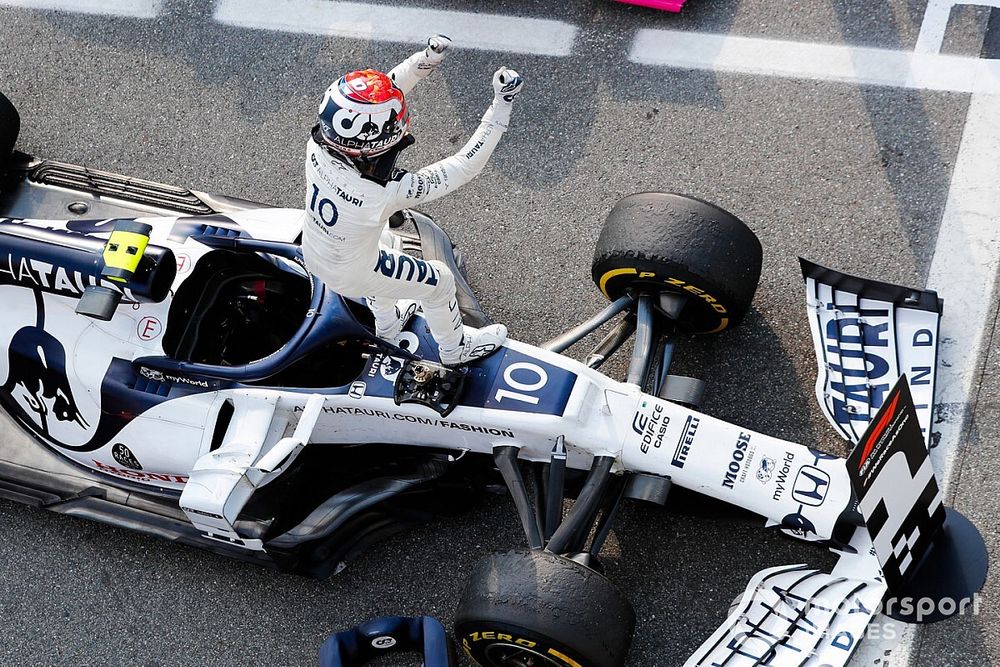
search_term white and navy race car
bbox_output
[0,91,987,667]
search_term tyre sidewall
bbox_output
[456,550,634,667]
[458,621,591,667]
[594,256,739,333]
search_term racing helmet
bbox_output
[317,69,410,158]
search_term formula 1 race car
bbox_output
[0,91,988,667]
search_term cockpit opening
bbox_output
[164,250,311,367]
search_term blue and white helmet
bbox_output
[317,69,410,158]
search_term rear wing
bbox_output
[800,259,942,447]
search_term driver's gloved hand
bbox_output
[483,67,524,128]
[424,34,453,65]
[492,67,524,104]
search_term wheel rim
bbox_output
[484,642,566,667]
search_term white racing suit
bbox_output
[301,50,512,356]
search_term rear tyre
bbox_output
[0,91,20,171]
[591,192,763,334]
[455,549,635,667]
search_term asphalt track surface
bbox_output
[0,1,997,665]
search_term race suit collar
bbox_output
[311,125,413,185]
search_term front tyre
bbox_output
[455,549,635,667]
[591,192,762,334]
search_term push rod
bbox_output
[586,315,637,369]
[545,455,615,555]
[494,446,544,549]
[625,294,656,386]
[542,295,634,353]
[544,437,568,540]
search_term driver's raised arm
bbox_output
[388,35,452,94]
[388,67,524,207]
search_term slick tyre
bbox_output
[592,192,762,334]
[455,549,635,667]
[0,91,19,171]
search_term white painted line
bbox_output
[916,0,958,54]
[924,92,1000,491]
[214,0,578,57]
[850,103,1000,667]
[628,29,1000,93]
[0,0,161,17]
[916,0,1000,54]
[850,625,917,665]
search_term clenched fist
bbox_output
[424,34,453,64]
[492,67,524,103]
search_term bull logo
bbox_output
[2,290,89,434]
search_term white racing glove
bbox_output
[424,34,453,66]
[492,66,524,103]
[484,67,524,127]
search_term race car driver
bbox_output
[301,35,524,366]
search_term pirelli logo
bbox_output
[671,415,699,468]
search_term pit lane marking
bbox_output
[916,0,1000,53]
[0,0,161,16]
[925,96,1000,492]
[627,29,1000,94]
[213,0,578,57]
[916,1,1000,504]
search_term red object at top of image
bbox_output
[612,0,687,12]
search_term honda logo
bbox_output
[792,466,830,506]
